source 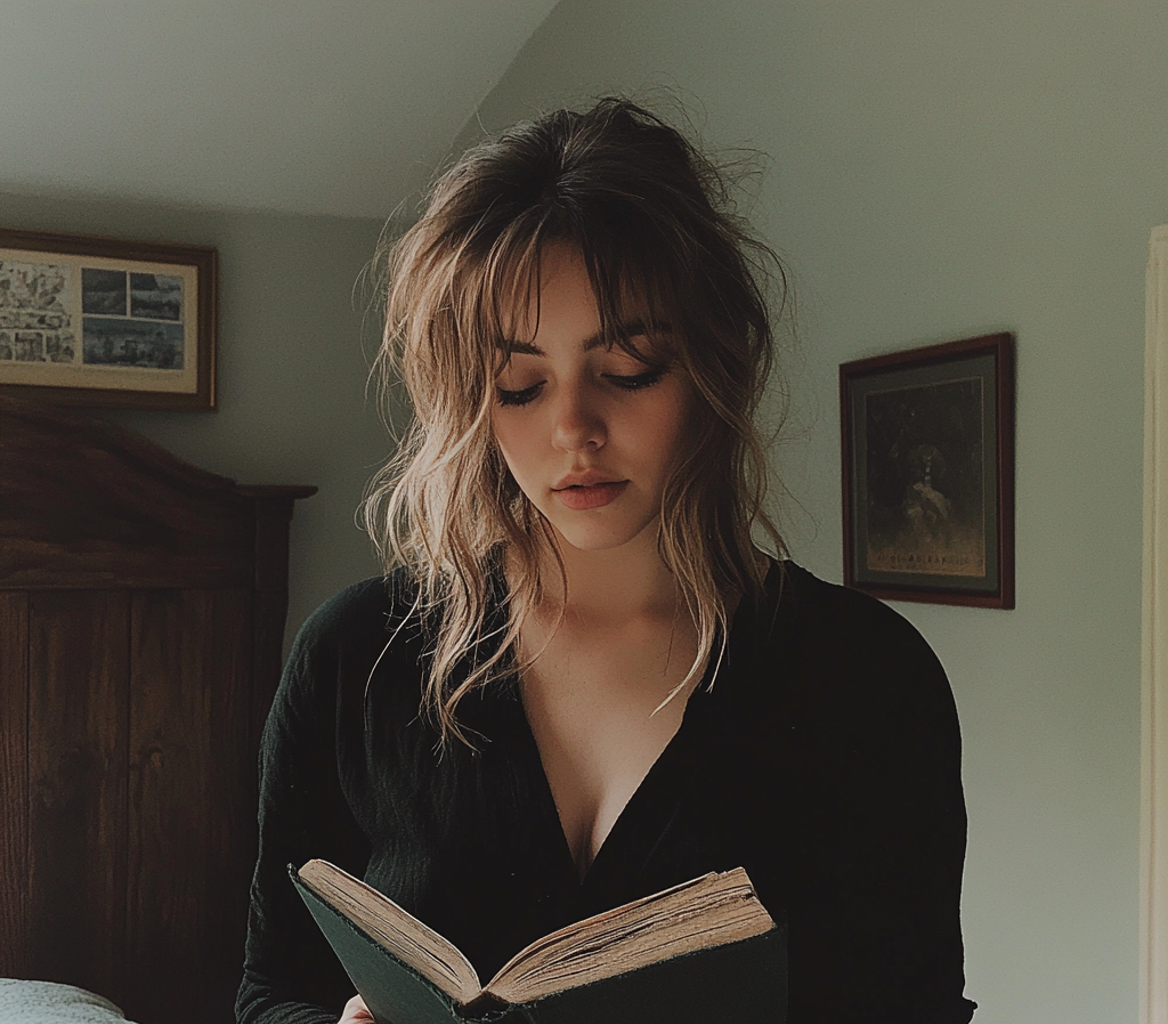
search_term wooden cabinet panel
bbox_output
[127,588,255,1024]
[0,591,29,978]
[27,590,130,1007]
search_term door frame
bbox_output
[1141,224,1168,1024]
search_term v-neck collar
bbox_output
[510,653,720,894]
[492,567,773,898]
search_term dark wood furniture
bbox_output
[0,394,315,1024]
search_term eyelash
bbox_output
[495,368,667,408]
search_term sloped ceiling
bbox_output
[0,0,560,219]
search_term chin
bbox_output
[545,513,658,554]
[557,531,639,553]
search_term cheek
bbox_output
[490,415,533,481]
[649,387,694,464]
[490,418,512,466]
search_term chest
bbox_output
[519,616,702,877]
[358,645,776,981]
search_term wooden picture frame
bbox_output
[840,332,1015,608]
[0,227,217,410]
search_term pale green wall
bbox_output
[1,191,388,644]
[469,2,1168,1020]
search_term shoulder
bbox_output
[286,568,420,666]
[780,561,936,658]
[762,564,966,821]
[271,568,426,723]
[297,568,419,636]
[763,560,956,723]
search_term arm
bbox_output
[236,603,375,1024]
[787,584,976,1023]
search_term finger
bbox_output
[339,994,375,1023]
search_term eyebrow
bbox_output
[504,318,670,357]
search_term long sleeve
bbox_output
[235,594,375,1024]
[234,561,975,1024]
[782,571,975,1023]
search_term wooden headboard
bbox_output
[0,393,316,1024]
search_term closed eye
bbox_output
[604,368,668,391]
[495,367,667,407]
[496,382,543,407]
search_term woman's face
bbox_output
[491,243,692,554]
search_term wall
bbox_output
[1,191,389,646]
[468,2,1168,1020]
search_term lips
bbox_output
[552,469,623,489]
[553,480,628,511]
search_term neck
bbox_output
[536,524,681,624]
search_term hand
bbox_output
[338,994,375,1023]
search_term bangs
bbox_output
[581,233,683,363]
[461,216,544,376]
[464,214,686,374]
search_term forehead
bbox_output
[520,243,597,323]
[497,241,663,345]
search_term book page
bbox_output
[485,867,774,1005]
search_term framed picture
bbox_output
[0,227,217,410]
[840,332,1015,608]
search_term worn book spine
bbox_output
[292,867,464,1024]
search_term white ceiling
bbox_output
[0,0,560,220]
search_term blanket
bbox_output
[0,980,141,1024]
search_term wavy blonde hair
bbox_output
[363,98,787,746]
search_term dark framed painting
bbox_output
[840,332,1015,608]
[0,227,217,410]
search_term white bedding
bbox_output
[0,981,142,1024]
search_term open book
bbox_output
[292,859,786,1024]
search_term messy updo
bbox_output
[363,97,787,745]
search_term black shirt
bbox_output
[236,560,976,1023]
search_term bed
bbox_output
[0,393,316,1024]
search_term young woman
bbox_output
[236,99,976,1024]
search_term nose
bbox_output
[550,379,606,452]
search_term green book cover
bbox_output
[290,862,786,1024]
